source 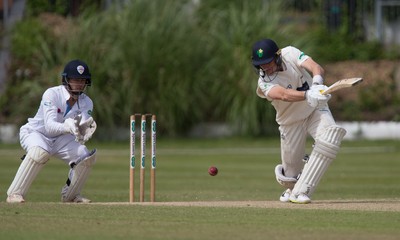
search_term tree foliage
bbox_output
[1,0,397,140]
[1,0,288,139]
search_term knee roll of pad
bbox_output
[28,146,51,164]
[314,125,346,157]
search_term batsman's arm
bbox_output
[300,58,325,85]
[267,85,306,102]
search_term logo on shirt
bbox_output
[287,84,293,89]
[299,52,306,60]
[87,110,92,116]
[57,108,64,115]
[260,82,274,91]
[43,101,52,107]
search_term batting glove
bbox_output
[305,86,331,108]
[312,75,324,85]
[310,84,329,93]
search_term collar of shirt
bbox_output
[61,85,71,101]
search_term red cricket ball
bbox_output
[208,166,218,176]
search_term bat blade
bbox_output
[321,77,363,95]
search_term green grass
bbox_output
[1,138,400,240]
[2,204,400,240]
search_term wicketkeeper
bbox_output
[251,39,346,204]
[6,59,97,203]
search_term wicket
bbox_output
[130,114,156,202]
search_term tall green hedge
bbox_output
[1,0,397,140]
[1,0,287,138]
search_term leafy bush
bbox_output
[26,0,69,16]
[358,76,400,120]
[2,0,398,140]
[198,1,283,135]
[0,17,63,124]
[61,0,285,137]
[305,27,386,63]
[62,0,213,136]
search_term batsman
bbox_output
[251,39,346,204]
[6,59,97,203]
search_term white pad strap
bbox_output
[292,126,346,197]
[61,149,96,202]
[7,146,50,197]
[274,164,297,189]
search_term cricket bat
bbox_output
[320,77,363,95]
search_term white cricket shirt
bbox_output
[256,46,314,126]
[20,85,93,138]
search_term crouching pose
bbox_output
[6,59,97,203]
[251,39,346,204]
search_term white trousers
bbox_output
[20,128,90,165]
[279,108,337,178]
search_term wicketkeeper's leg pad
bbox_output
[291,125,346,198]
[61,149,96,202]
[275,164,298,189]
[7,146,50,197]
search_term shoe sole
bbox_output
[6,199,25,203]
[289,198,311,204]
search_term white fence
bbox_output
[338,121,400,140]
[1,122,400,143]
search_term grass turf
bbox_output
[1,138,400,239]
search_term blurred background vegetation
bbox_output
[0,0,399,140]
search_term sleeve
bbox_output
[256,77,276,101]
[42,89,67,136]
[286,46,310,66]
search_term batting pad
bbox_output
[7,146,50,197]
[61,149,96,202]
[291,126,346,198]
[274,164,298,189]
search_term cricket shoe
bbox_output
[62,195,91,203]
[279,189,292,202]
[6,194,25,203]
[289,193,311,204]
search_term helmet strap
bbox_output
[64,78,87,99]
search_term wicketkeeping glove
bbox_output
[76,116,97,144]
[63,118,80,136]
